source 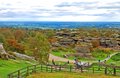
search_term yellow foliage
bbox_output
[101,48,112,52]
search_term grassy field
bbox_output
[27,72,119,78]
[0,52,119,78]
[0,59,33,78]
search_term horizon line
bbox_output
[0,21,120,22]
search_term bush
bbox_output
[92,48,111,59]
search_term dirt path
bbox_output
[49,52,120,64]
[49,54,74,63]
[100,52,119,62]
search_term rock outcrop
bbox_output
[0,43,36,61]
[13,52,36,61]
[50,29,120,59]
[0,43,12,59]
[74,46,93,58]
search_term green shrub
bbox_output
[92,48,111,60]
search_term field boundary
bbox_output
[8,63,120,78]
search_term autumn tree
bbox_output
[91,39,100,48]
[6,39,25,53]
[0,28,14,39]
[14,29,26,42]
[27,32,51,63]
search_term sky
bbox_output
[0,0,120,21]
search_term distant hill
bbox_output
[0,21,120,29]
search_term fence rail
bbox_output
[8,64,120,78]
[8,64,73,78]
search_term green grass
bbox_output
[91,49,111,60]
[107,53,120,66]
[27,72,119,78]
[51,50,120,66]
[0,59,34,78]
[107,59,120,66]
[51,51,71,57]
[51,51,109,62]
[0,58,119,78]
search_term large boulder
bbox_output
[0,43,6,54]
[75,46,91,53]
[56,31,71,37]
[74,46,92,58]
[51,42,61,47]
[59,38,74,46]
[13,52,36,61]
[0,43,13,59]
[0,43,36,61]
[100,38,118,47]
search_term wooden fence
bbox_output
[8,64,120,78]
[7,64,73,78]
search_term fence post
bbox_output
[46,65,48,72]
[80,66,83,73]
[59,65,61,71]
[70,65,72,72]
[41,64,43,72]
[18,70,20,78]
[88,62,90,66]
[93,67,94,73]
[105,67,107,75]
[98,64,101,71]
[55,66,57,72]
[51,65,53,72]
[113,68,116,76]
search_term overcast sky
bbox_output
[0,0,120,21]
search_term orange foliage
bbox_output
[7,39,25,53]
[91,39,100,48]
[14,29,26,41]
[48,37,57,43]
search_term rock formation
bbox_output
[0,43,36,61]
[74,46,93,58]
[0,43,11,59]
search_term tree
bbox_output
[0,28,14,39]
[27,32,51,63]
[6,39,25,53]
[91,39,100,48]
[14,29,26,42]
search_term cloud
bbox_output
[97,6,120,9]
[55,2,98,7]
[0,0,120,21]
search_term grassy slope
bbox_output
[51,51,109,61]
[0,52,119,78]
[0,59,33,78]
[27,72,119,78]
[107,53,120,65]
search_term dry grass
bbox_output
[27,72,119,78]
